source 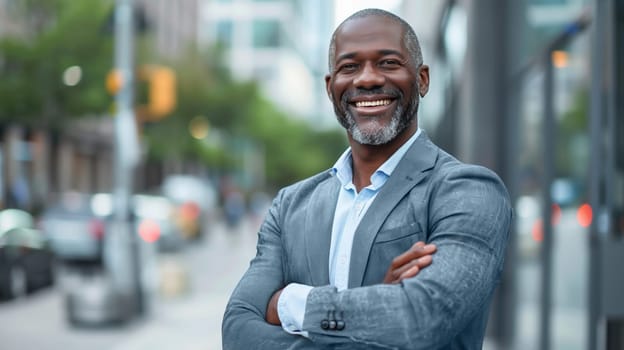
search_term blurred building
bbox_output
[135,0,199,59]
[401,0,623,349]
[0,3,115,211]
[197,0,334,127]
[0,0,25,37]
[131,0,336,127]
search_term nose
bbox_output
[353,62,384,89]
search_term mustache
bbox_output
[341,87,403,105]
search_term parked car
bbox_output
[46,193,136,327]
[63,271,134,326]
[162,175,217,240]
[133,194,185,252]
[39,193,108,267]
[0,209,54,300]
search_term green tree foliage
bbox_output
[556,88,589,180]
[0,0,113,127]
[0,0,347,190]
[142,47,347,190]
[244,96,346,189]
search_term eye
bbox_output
[338,63,359,73]
[379,59,401,68]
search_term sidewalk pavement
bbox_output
[112,218,503,350]
[113,219,258,350]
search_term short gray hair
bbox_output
[327,8,423,73]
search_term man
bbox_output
[223,8,512,350]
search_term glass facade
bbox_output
[514,1,591,350]
[514,15,592,350]
[514,64,546,350]
[420,0,622,347]
[216,20,233,48]
[252,19,281,48]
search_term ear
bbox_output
[325,74,333,100]
[417,65,430,97]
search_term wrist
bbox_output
[266,288,283,325]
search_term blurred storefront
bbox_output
[0,120,115,213]
[403,0,623,349]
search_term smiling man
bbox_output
[223,8,512,350]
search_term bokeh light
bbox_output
[62,65,83,86]
[189,116,210,140]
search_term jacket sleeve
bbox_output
[222,190,332,350]
[301,165,513,349]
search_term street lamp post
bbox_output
[107,0,143,318]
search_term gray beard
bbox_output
[337,91,419,146]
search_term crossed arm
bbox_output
[265,241,437,325]
[223,166,512,350]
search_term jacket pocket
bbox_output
[374,222,422,244]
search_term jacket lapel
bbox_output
[348,133,439,288]
[304,174,340,286]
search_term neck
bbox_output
[348,124,417,192]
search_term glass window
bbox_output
[252,20,280,48]
[216,20,233,48]
[442,4,467,79]
[514,64,545,350]
[550,31,591,350]
[514,28,591,350]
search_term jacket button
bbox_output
[321,319,329,330]
[336,320,345,330]
[329,320,337,330]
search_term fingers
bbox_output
[389,241,424,269]
[387,254,434,284]
[389,241,436,270]
[383,242,437,284]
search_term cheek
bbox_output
[330,78,350,98]
[330,88,347,109]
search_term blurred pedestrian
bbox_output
[223,189,245,229]
[223,8,512,349]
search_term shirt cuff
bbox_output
[277,283,313,337]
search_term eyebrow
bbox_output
[336,49,405,63]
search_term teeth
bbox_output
[355,100,391,107]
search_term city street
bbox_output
[0,217,258,350]
[0,208,589,350]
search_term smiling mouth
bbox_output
[353,99,393,108]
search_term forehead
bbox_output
[333,16,406,59]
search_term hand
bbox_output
[383,241,436,284]
[265,288,284,325]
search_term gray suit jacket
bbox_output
[223,133,512,349]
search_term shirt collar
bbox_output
[331,128,422,188]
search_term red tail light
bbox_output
[138,219,160,243]
[180,202,200,221]
[532,219,544,242]
[577,203,593,228]
[89,219,105,240]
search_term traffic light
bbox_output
[106,65,177,121]
[106,69,123,96]
[139,64,176,121]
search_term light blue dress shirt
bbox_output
[278,129,422,335]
